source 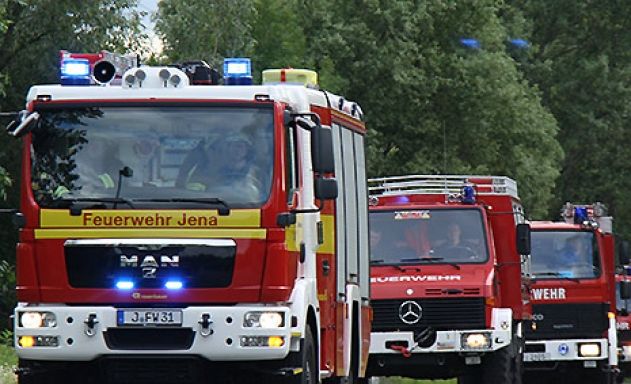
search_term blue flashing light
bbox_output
[393,195,410,204]
[509,38,530,49]
[462,186,476,204]
[165,280,183,290]
[115,280,134,290]
[223,58,252,85]
[460,38,481,50]
[574,207,589,224]
[60,58,91,86]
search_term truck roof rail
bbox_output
[368,175,518,199]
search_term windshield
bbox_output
[30,106,274,208]
[369,208,489,264]
[617,282,631,313]
[531,231,600,279]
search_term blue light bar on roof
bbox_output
[223,58,252,85]
[60,58,91,86]
[574,207,589,224]
[462,185,476,204]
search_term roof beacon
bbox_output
[223,58,252,85]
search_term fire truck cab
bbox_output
[366,175,531,383]
[8,54,371,384]
[616,270,631,379]
[524,203,621,384]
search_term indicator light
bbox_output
[115,280,134,290]
[165,280,183,290]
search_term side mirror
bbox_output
[516,223,531,255]
[621,281,631,300]
[311,125,335,174]
[315,178,338,201]
[6,110,39,137]
[620,240,630,266]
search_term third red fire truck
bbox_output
[524,203,623,384]
[365,175,531,383]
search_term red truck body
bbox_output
[524,204,618,383]
[365,175,530,382]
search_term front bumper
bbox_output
[14,304,293,362]
[524,338,608,363]
[370,327,512,354]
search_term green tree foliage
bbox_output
[155,0,256,66]
[295,0,562,217]
[509,0,631,228]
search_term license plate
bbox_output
[117,309,183,326]
[524,352,550,362]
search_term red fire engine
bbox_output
[6,53,371,384]
[616,270,631,379]
[365,175,531,383]
[524,203,623,384]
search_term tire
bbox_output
[579,369,614,384]
[480,336,523,384]
[286,327,318,384]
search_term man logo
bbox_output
[399,300,423,325]
[120,255,180,279]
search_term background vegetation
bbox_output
[1,0,631,381]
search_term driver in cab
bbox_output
[433,222,481,261]
[178,132,262,201]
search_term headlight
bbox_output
[243,312,284,328]
[20,312,42,328]
[461,333,491,349]
[579,343,601,357]
[20,312,57,328]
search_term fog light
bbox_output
[579,343,601,357]
[19,336,35,348]
[462,333,491,349]
[268,336,284,348]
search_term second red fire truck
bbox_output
[365,175,531,383]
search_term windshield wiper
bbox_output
[532,272,580,283]
[371,259,419,272]
[399,257,461,270]
[53,197,136,216]
[135,198,230,216]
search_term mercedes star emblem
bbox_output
[399,300,423,325]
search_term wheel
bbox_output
[480,336,523,384]
[285,327,318,384]
[579,369,614,384]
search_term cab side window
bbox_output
[285,124,300,205]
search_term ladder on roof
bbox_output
[368,175,519,199]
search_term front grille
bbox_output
[525,303,608,340]
[620,331,631,342]
[371,298,485,332]
[65,242,235,289]
[104,328,195,350]
[102,357,202,384]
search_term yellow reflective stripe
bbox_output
[34,228,266,240]
[284,214,334,254]
[98,173,115,188]
[40,209,261,228]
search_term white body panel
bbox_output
[524,338,608,362]
[369,307,513,354]
[15,303,292,361]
